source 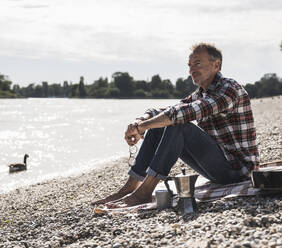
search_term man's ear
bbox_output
[214,59,221,71]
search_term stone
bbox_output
[112,243,122,248]
[242,241,252,248]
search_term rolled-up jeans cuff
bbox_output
[146,167,167,180]
[128,169,145,181]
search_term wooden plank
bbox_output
[251,165,282,190]
[258,159,282,168]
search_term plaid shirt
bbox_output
[145,73,259,177]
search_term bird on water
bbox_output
[8,154,29,173]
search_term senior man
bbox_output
[93,43,259,208]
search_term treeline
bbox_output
[1,72,197,99]
[244,73,282,98]
[1,72,282,99]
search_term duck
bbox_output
[8,154,29,173]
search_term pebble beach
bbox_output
[0,96,282,248]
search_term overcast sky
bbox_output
[0,0,282,86]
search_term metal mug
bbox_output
[155,190,172,209]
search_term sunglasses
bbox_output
[128,145,138,167]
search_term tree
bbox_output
[149,75,176,98]
[63,81,70,97]
[106,87,120,98]
[24,84,35,97]
[244,83,257,98]
[151,89,171,98]
[94,87,108,98]
[79,76,87,97]
[112,72,134,97]
[87,77,109,98]
[175,76,196,98]
[0,75,12,91]
[162,79,174,94]
[34,85,43,97]
[134,89,147,98]
[259,73,282,97]
[135,80,150,92]
[12,84,20,95]
[150,75,162,90]
[245,73,282,98]
[70,84,79,97]
[42,81,49,97]
[0,74,18,98]
[50,84,63,97]
[94,77,108,88]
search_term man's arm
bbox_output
[137,112,173,134]
[124,112,173,146]
[164,82,239,125]
[133,113,151,124]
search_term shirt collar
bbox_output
[198,72,223,95]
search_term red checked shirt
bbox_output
[145,73,260,177]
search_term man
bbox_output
[93,43,259,208]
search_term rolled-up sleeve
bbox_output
[164,83,239,125]
[144,107,170,118]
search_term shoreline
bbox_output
[1,97,282,248]
[0,155,128,195]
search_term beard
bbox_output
[191,76,200,86]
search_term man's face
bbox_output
[188,50,220,88]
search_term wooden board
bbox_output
[251,164,282,190]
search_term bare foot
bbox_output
[91,191,130,206]
[91,176,142,206]
[106,174,159,208]
[106,192,152,208]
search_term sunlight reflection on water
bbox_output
[0,98,176,193]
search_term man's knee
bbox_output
[146,127,164,139]
[165,123,193,136]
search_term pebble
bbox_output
[242,241,252,248]
[112,243,122,248]
[0,98,281,248]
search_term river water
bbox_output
[0,98,176,193]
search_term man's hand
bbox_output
[124,112,172,146]
[124,123,143,146]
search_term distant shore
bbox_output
[0,97,281,248]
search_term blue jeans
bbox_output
[128,123,244,184]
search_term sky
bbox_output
[0,0,282,86]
